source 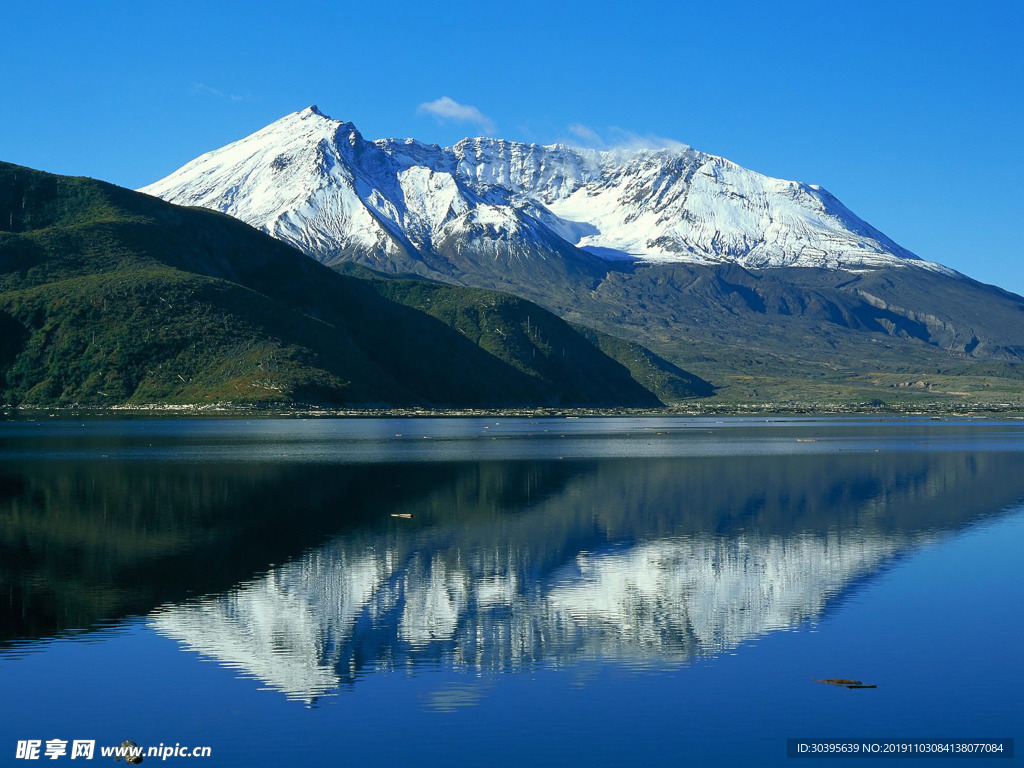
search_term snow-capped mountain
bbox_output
[141,106,951,278]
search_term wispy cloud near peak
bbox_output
[563,123,691,154]
[191,83,253,103]
[567,123,605,148]
[417,96,496,135]
[606,127,691,153]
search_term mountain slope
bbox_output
[338,266,713,401]
[0,160,699,407]
[570,261,1024,403]
[140,107,607,296]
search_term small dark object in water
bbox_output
[813,678,877,689]
[114,739,144,764]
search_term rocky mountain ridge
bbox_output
[143,106,952,279]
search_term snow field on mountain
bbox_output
[141,106,953,276]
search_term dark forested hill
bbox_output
[0,162,705,407]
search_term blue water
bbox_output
[1,417,1021,766]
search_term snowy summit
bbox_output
[141,106,951,276]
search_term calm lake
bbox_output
[1,416,1021,766]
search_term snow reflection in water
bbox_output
[151,525,928,703]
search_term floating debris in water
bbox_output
[814,678,877,689]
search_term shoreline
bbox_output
[3,401,1024,420]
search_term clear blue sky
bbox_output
[2,1,1021,294]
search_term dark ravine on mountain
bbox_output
[0,160,710,408]
[138,107,1024,406]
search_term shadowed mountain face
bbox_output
[4,419,1024,703]
[562,262,1024,402]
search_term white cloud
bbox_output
[191,83,253,103]
[563,124,689,154]
[567,123,605,147]
[606,127,690,153]
[417,96,496,135]
[191,83,224,99]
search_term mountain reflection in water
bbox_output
[123,443,1023,704]
[4,419,1024,706]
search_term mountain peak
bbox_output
[141,109,955,276]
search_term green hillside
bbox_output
[0,161,701,408]
[347,269,713,403]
